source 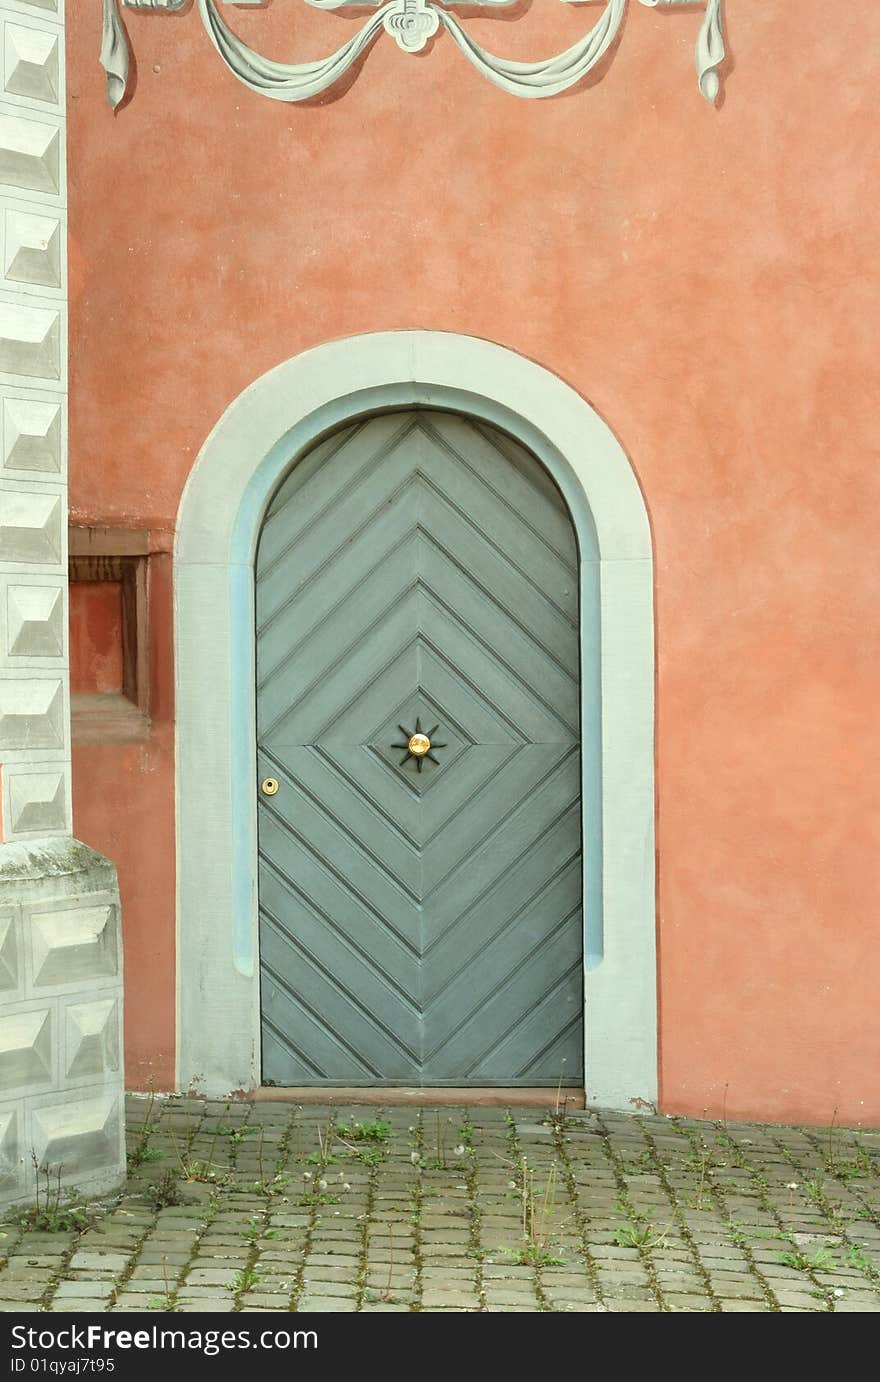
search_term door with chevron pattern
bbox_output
[256,410,583,1086]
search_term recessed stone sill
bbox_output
[71,692,150,745]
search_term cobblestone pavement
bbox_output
[2,1098,880,1313]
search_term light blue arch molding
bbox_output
[101,0,725,109]
[174,332,656,1111]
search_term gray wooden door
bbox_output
[256,411,583,1086]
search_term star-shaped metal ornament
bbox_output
[392,717,447,773]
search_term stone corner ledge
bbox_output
[0,836,119,896]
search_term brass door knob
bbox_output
[392,718,447,773]
[260,777,279,797]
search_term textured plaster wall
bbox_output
[66,3,880,1123]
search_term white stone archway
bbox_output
[174,332,656,1110]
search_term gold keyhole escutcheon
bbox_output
[407,733,431,757]
[261,777,279,797]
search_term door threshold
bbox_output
[251,1086,586,1108]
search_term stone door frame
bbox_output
[174,332,656,1110]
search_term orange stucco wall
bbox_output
[67,4,880,1122]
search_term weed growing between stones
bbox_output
[240,1215,279,1242]
[542,1059,574,1135]
[822,1109,875,1180]
[228,1266,262,1294]
[299,1169,351,1207]
[147,1257,179,1312]
[127,1076,162,1168]
[500,1157,565,1268]
[779,1246,837,1272]
[11,1157,90,1233]
[163,1121,230,1187]
[336,1119,391,1143]
[407,1113,468,1171]
[147,1169,181,1209]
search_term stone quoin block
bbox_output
[0,674,62,748]
[30,902,119,989]
[7,765,66,834]
[2,395,61,471]
[0,1002,52,1090]
[64,997,120,1081]
[4,207,61,288]
[31,1090,122,1179]
[5,581,62,656]
[3,22,59,106]
[0,112,60,197]
[0,298,60,378]
[0,483,61,562]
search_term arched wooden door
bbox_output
[255,410,583,1086]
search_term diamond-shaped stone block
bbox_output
[0,300,60,379]
[4,25,59,105]
[31,904,118,989]
[4,209,61,288]
[8,767,66,834]
[32,1092,122,1178]
[2,397,61,472]
[65,998,119,1080]
[0,113,59,196]
[0,1005,51,1090]
[0,676,62,749]
[0,487,61,562]
[6,582,62,656]
[0,912,18,992]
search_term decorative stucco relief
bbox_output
[101,0,726,110]
[101,0,130,111]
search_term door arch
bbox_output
[174,332,656,1109]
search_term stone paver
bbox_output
[0,1098,879,1312]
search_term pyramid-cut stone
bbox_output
[65,998,119,1080]
[0,1006,51,1090]
[0,301,60,379]
[8,768,66,834]
[6,583,63,656]
[0,488,61,562]
[4,26,59,105]
[4,209,61,287]
[31,904,118,988]
[2,397,61,471]
[0,114,59,195]
[0,677,62,749]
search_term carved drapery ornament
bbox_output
[101,0,726,111]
